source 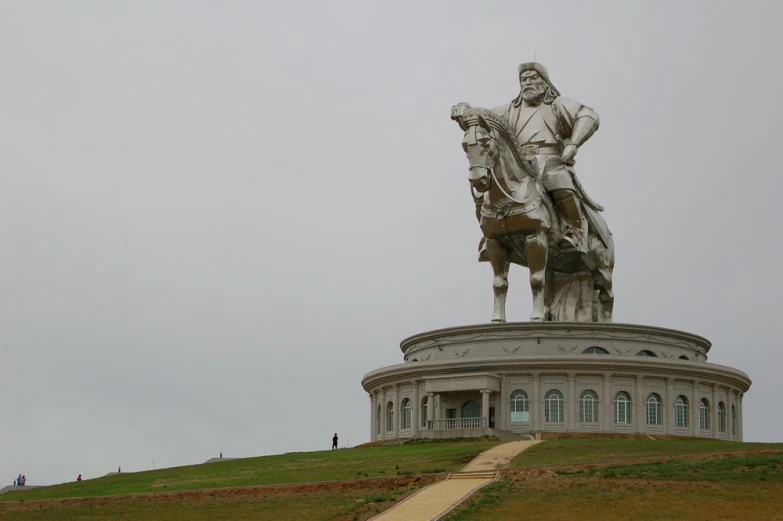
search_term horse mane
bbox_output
[468,108,538,180]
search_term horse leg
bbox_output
[587,233,615,323]
[486,238,510,323]
[526,230,548,321]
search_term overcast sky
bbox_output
[2,0,781,486]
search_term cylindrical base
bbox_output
[362,323,750,442]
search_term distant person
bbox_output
[118,466,121,474]
[15,474,21,486]
[20,475,26,486]
[77,474,82,482]
[332,433,338,450]
[220,452,222,459]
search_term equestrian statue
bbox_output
[451,62,615,323]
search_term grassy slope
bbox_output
[5,437,783,521]
[0,481,425,521]
[513,438,783,467]
[0,438,499,502]
[445,439,783,521]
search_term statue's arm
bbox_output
[570,105,600,147]
[555,98,599,164]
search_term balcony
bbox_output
[428,417,487,430]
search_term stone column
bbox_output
[691,380,699,436]
[369,393,375,441]
[532,373,541,431]
[435,393,442,421]
[728,390,736,440]
[711,384,718,439]
[411,381,419,437]
[501,375,509,430]
[481,389,491,428]
[393,384,400,439]
[567,373,576,431]
[665,378,675,434]
[633,376,643,433]
[602,373,612,432]
[738,393,744,441]
[426,392,435,427]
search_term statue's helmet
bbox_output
[515,62,560,104]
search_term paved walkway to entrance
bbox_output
[369,440,540,521]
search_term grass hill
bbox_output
[1,436,781,521]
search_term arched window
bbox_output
[614,391,632,424]
[400,399,412,430]
[376,404,382,435]
[510,390,530,423]
[732,405,737,440]
[679,355,690,360]
[544,390,564,423]
[583,346,609,354]
[420,396,428,428]
[461,400,480,418]
[675,396,689,428]
[699,398,710,430]
[646,393,662,425]
[718,402,726,433]
[636,350,657,357]
[579,390,599,423]
[386,401,394,432]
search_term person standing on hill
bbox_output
[332,433,338,450]
[77,474,82,482]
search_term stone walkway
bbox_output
[369,440,540,521]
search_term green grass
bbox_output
[598,453,783,482]
[1,438,499,502]
[0,480,423,521]
[446,444,783,521]
[512,437,783,467]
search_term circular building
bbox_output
[361,322,751,441]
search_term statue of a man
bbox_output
[494,62,600,253]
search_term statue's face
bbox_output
[519,70,546,103]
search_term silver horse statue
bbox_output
[452,107,615,323]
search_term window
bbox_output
[462,400,480,418]
[699,398,710,430]
[421,396,428,428]
[646,393,662,425]
[718,402,726,433]
[583,346,609,354]
[510,390,530,422]
[579,390,599,423]
[544,390,564,423]
[401,399,412,430]
[376,404,381,435]
[614,392,632,424]
[386,401,394,432]
[675,396,689,428]
[636,350,657,357]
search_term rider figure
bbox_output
[494,62,599,253]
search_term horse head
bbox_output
[460,113,498,194]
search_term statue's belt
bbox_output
[521,144,561,156]
[481,198,542,218]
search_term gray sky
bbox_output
[1,0,781,486]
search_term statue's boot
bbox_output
[553,189,588,253]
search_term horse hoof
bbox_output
[491,319,506,324]
[530,316,545,322]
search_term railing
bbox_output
[428,417,487,430]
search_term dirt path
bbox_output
[368,440,541,521]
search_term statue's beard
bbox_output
[521,86,545,104]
